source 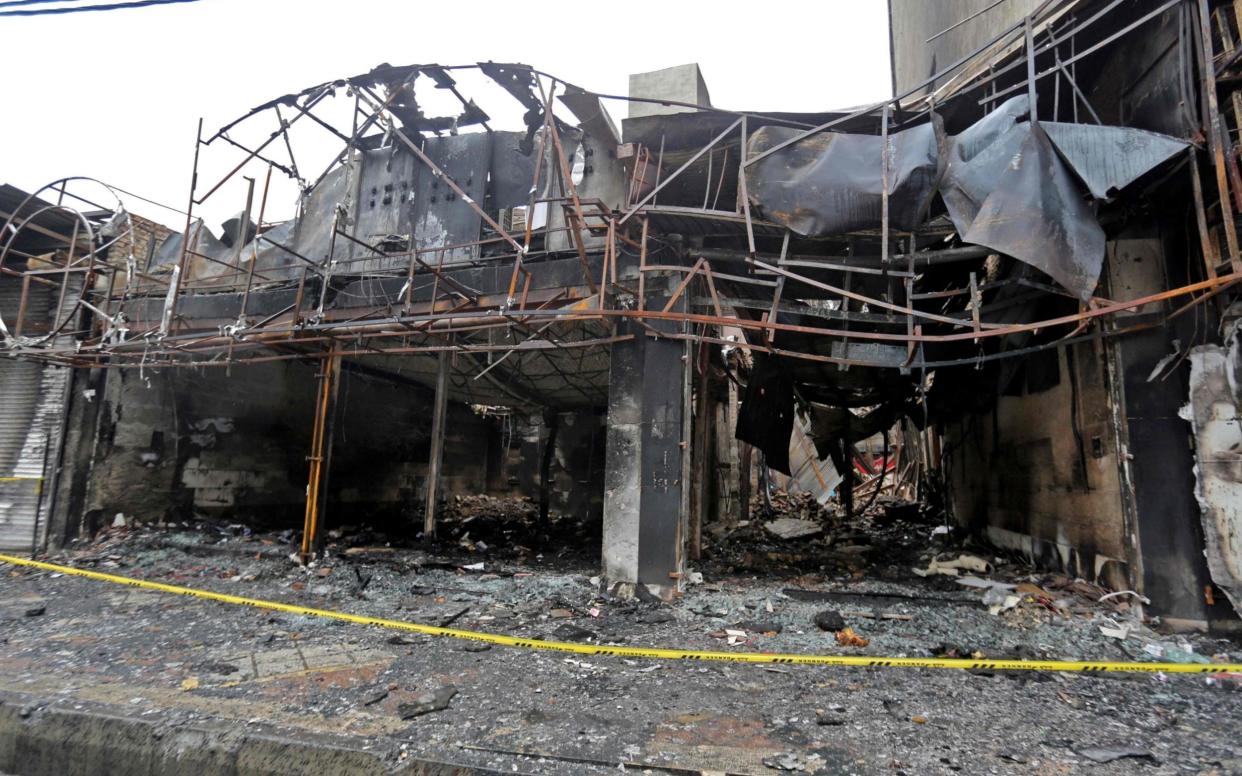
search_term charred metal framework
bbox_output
[3,0,1241,596]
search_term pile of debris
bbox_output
[701,490,931,577]
[692,486,1240,674]
[440,494,538,524]
[753,491,838,527]
[436,495,599,561]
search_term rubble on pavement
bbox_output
[1,491,1239,774]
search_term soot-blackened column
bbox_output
[602,256,690,598]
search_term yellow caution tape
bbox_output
[2,552,1239,674]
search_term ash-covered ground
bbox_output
[1,496,1240,775]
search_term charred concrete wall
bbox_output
[49,359,607,543]
[1079,2,1193,137]
[889,0,1042,96]
[509,410,606,521]
[942,339,1130,590]
[58,360,498,537]
[942,222,1234,625]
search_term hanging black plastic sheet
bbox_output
[745,120,944,235]
[938,95,1032,240]
[735,354,795,476]
[952,121,1107,302]
[939,97,1187,301]
[1042,121,1190,201]
[745,95,1189,302]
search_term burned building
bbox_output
[2,0,1241,632]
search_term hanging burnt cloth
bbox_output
[735,354,795,476]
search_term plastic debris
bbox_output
[1099,589,1152,605]
[1097,618,1135,640]
[956,576,1015,590]
[982,587,1020,614]
[835,627,870,647]
[913,553,992,577]
[1143,642,1210,664]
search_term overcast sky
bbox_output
[1,0,891,230]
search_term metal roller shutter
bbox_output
[0,276,73,551]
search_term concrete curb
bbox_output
[0,690,505,776]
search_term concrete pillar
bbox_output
[423,350,450,539]
[602,267,689,597]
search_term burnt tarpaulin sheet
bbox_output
[941,110,1186,302]
[942,110,1188,301]
[736,355,795,476]
[747,94,1188,302]
[956,123,1106,303]
[938,96,1107,299]
[1042,122,1189,200]
[745,121,942,235]
[939,96,1031,231]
